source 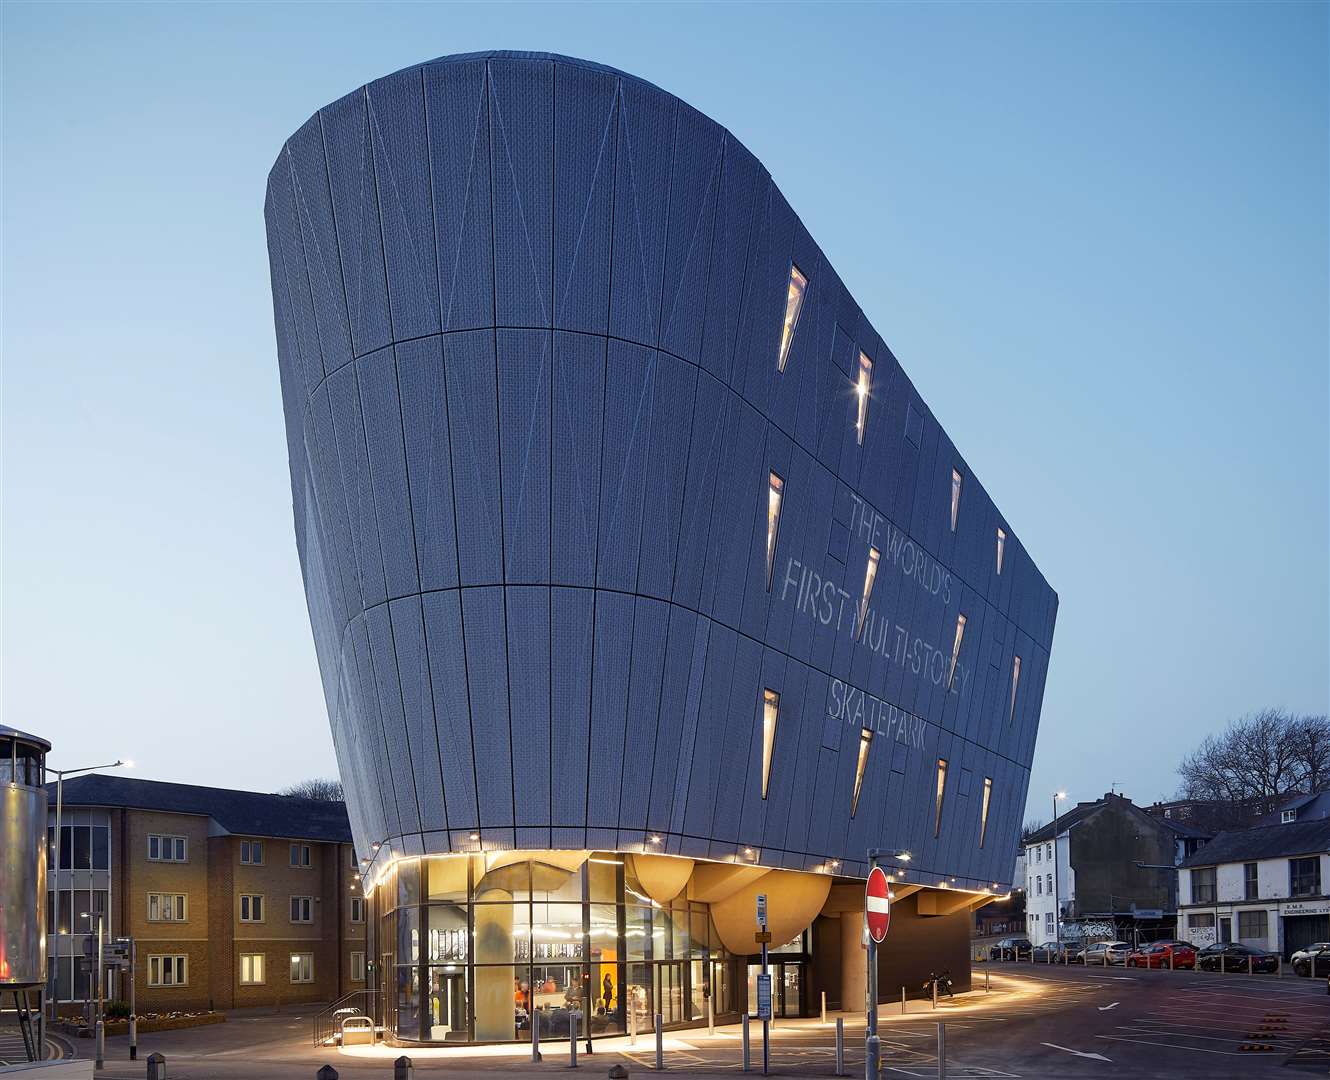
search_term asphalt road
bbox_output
[52,965,1330,1079]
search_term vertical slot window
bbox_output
[947,613,967,689]
[761,689,780,799]
[979,777,993,848]
[777,264,808,372]
[855,547,881,640]
[850,728,873,817]
[934,758,948,837]
[950,469,963,531]
[996,528,1006,574]
[766,472,785,589]
[1009,655,1022,723]
[855,352,873,444]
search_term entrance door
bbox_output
[746,962,805,1018]
[1219,917,1232,943]
[427,969,468,1041]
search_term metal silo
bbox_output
[1,725,49,1060]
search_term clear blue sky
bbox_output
[3,2,1326,822]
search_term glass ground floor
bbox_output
[370,851,813,1044]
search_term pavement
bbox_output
[22,965,1330,1078]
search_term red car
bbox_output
[1126,941,1196,969]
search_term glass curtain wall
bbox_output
[375,853,735,1044]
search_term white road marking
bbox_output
[1097,1002,1119,1011]
[1095,1034,1253,1057]
[1041,1041,1112,1061]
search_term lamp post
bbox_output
[80,909,105,1071]
[47,759,131,1025]
[1051,793,1067,951]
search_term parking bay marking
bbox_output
[1040,1042,1112,1061]
[1097,1002,1119,1011]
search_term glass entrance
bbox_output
[427,968,468,1041]
[746,962,806,1018]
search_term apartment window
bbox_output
[1290,857,1321,897]
[239,953,265,985]
[290,952,314,984]
[1189,912,1215,930]
[1282,809,1297,824]
[950,469,963,531]
[1045,912,1054,934]
[349,847,358,869]
[1036,876,1042,896]
[947,613,966,689]
[290,896,314,923]
[147,955,188,988]
[979,777,993,848]
[777,264,808,372]
[1046,873,1053,895]
[1238,910,1268,941]
[996,528,1006,574]
[855,547,881,640]
[933,758,948,837]
[351,951,366,982]
[147,834,187,863]
[854,351,872,444]
[350,896,364,923]
[1009,656,1022,723]
[290,843,311,868]
[1191,866,1217,904]
[240,895,265,923]
[766,472,785,589]
[147,893,186,922]
[1046,843,1052,860]
[850,729,873,817]
[1034,845,1042,864]
[760,689,780,800]
[1243,862,1259,900]
[240,840,264,865]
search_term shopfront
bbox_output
[744,932,812,1018]
[372,852,742,1045]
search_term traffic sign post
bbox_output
[864,860,890,1080]
[756,893,769,1076]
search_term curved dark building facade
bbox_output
[266,51,1056,1043]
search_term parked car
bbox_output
[989,937,1033,961]
[1082,941,1132,965]
[1030,943,1081,963]
[1126,941,1197,969]
[1196,942,1279,973]
[1290,942,1330,977]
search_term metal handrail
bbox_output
[312,989,383,1047]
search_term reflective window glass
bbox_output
[777,265,808,372]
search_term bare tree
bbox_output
[280,777,344,802]
[1177,710,1330,812]
[1021,818,1046,842]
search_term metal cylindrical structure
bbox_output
[0,726,50,989]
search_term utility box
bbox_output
[146,1051,167,1080]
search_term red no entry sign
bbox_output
[866,866,890,943]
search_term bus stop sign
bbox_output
[866,866,890,943]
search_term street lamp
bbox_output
[1051,792,1067,950]
[48,758,130,1025]
[79,909,106,1071]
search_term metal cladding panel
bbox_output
[367,68,441,341]
[489,58,554,328]
[357,347,420,598]
[498,329,551,584]
[269,52,1055,894]
[444,330,504,584]
[425,60,494,332]
[460,586,515,830]
[321,89,391,357]
[396,335,459,592]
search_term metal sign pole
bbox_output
[94,915,105,1072]
[129,941,138,1061]
[866,852,881,1080]
[757,892,770,1077]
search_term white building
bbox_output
[1178,816,1330,957]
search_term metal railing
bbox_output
[312,989,383,1048]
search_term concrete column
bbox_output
[840,911,866,1014]
[474,890,515,1040]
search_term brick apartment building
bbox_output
[47,775,365,1013]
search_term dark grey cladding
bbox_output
[265,50,1057,891]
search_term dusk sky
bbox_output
[3,1,1326,823]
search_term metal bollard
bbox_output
[932,978,937,1010]
[821,990,827,1024]
[147,1052,168,1080]
[709,992,715,1036]
[532,1012,542,1062]
[985,967,990,992]
[835,1016,845,1076]
[130,1016,138,1062]
[394,1055,413,1080]
[569,1010,580,1068]
[315,1067,338,1080]
[1169,949,1174,972]
[742,1014,751,1072]
[901,986,906,1015]
[1248,955,1253,976]
[96,1018,105,1071]
[866,1033,881,1080]
[937,1022,946,1080]
[655,1012,664,1071]
[630,1002,637,1047]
